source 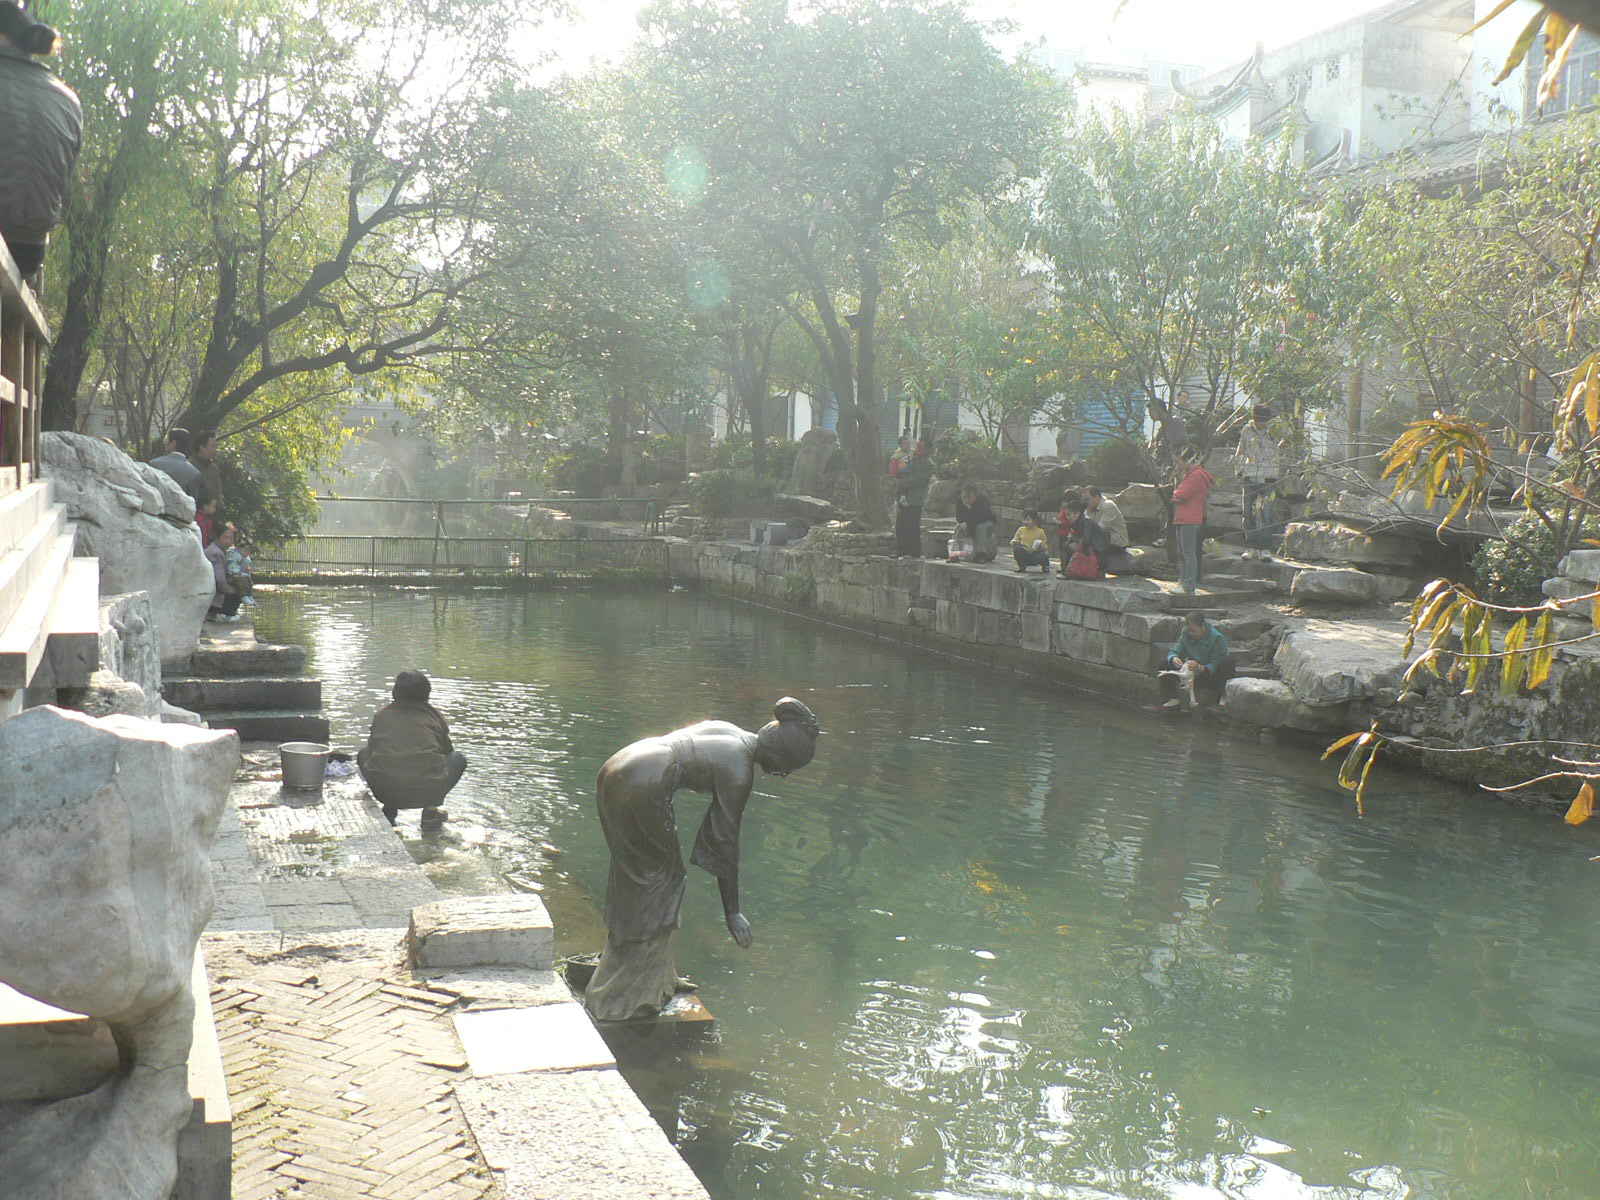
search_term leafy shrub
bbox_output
[690,468,777,517]
[706,436,801,481]
[1083,438,1154,489]
[216,451,318,549]
[637,434,688,485]
[544,444,611,496]
[1472,513,1582,606]
[783,571,817,606]
[932,428,1027,481]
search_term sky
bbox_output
[535,0,1393,77]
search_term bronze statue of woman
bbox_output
[584,697,821,1021]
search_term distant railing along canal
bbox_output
[255,495,669,584]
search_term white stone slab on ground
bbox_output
[455,1069,710,1200]
[453,1001,615,1076]
[408,893,554,970]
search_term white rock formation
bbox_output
[1274,619,1408,707]
[41,433,212,668]
[0,706,239,1200]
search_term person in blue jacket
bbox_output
[1160,610,1235,709]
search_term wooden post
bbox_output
[1521,368,1538,438]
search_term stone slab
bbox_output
[409,894,555,970]
[1291,567,1379,604]
[455,1069,710,1200]
[453,1001,615,1076]
[1561,549,1600,583]
[1275,618,1408,707]
[1223,677,1349,733]
[414,965,574,1011]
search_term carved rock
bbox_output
[787,428,837,495]
[97,591,162,706]
[41,433,213,668]
[0,706,239,1200]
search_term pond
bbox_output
[256,586,1600,1200]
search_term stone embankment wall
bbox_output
[667,539,1275,704]
[669,538,1600,803]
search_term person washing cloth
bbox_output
[357,669,468,830]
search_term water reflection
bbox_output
[257,587,1600,1200]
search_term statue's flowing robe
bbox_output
[586,725,751,1021]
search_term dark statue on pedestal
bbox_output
[584,698,821,1022]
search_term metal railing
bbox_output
[309,494,666,537]
[257,535,669,580]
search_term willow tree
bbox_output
[634,0,1051,525]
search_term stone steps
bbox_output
[188,638,306,677]
[172,614,327,743]
[202,708,331,743]
[163,674,322,713]
[0,482,99,702]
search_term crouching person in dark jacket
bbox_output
[1159,610,1235,709]
[0,3,82,277]
[358,669,468,829]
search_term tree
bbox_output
[1028,109,1341,468]
[877,205,1052,451]
[635,0,1052,525]
[37,0,249,431]
[439,69,711,482]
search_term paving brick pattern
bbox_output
[209,940,501,1200]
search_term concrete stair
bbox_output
[0,481,98,702]
[164,616,329,743]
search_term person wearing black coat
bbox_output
[0,3,82,276]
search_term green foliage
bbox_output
[932,429,1027,482]
[216,450,318,549]
[1472,514,1577,605]
[1030,109,1339,452]
[637,434,689,485]
[706,438,801,481]
[689,469,776,518]
[1083,439,1153,489]
[783,571,817,607]
[544,445,612,496]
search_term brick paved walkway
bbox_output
[207,933,501,1200]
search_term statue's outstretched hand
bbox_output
[726,911,753,949]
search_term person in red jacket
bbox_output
[1171,446,1216,595]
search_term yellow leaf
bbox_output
[1587,360,1600,439]
[1592,593,1600,634]
[1501,616,1529,696]
[1465,0,1529,36]
[1527,609,1556,689]
[1497,5,1552,85]
[1322,731,1364,760]
[1538,15,1582,107]
[1566,780,1595,826]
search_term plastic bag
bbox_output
[947,535,974,561]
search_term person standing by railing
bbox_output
[0,2,82,282]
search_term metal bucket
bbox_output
[280,741,331,790]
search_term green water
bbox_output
[257,587,1600,1200]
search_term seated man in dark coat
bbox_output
[357,669,467,828]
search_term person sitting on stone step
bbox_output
[1010,510,1051,573]
[357,669,467,829]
